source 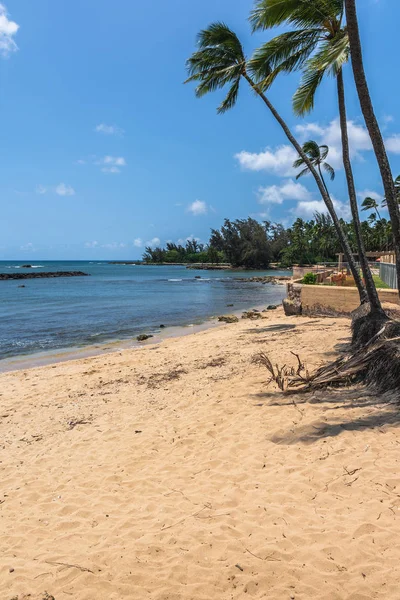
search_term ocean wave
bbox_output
[31,265,44,268]
[168,278,183,282]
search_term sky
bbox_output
[1,0,400,259]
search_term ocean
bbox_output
[0,261,289,362]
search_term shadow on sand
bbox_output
[251,386,400,444]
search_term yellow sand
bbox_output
[1,309,400,599]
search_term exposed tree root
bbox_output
[253,319,400,395]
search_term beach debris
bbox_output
[252,351,308,391]
[67,417,92,430]
[267,304,278,310]
[9,567,14,573]
[199,356,227,369]
[218,315,239,323]
[235,564,244,572]
[137,368,188,388]
[137,334,154,341]
[242,311,263,320]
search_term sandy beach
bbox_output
[1,308,400,599]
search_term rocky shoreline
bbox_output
[0,271,90,280]
[233,275,291,284]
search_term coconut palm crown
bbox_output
[249,0,349,115]
[185,22,254,114]
[293,141,335,188]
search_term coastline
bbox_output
[2,309,400,599]
[0,300,279,373]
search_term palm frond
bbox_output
[319,144,329,160]
[362,197,378,211]
[308,32,349,76]
[293,157,306,169]
[323,162,335,181]
[250,0,342,31]
[302,140,321,159]
[293,68,325,115]
[185,23,246,113]
[249,29,322,88]
[217,79,241,114]
[295,166,310,180]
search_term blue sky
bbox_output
[1,0,400,259]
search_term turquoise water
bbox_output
[0,261,289,360]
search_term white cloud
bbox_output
[85,241,99,248]
[295,118,373,169]
[101,242,127,249]
[146,237,161,248]
[133,238,143,247]
[177,234,201,245]
[294,195,351,220]
[385,134,400,154]
[187,200,208,216]
[235,145,297,177]
[98,156,127,174]
[0,3,19,58]
[257,179,311,205]
[95,123,124,136]
[357,189,383,202]
[56,183,75,196]
[36,185,47,195]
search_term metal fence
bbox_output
[379,262,397,289]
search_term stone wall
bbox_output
[301,285,400,314]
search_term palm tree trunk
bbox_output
[243,72,368,303]
[336,69,383,313]
[317,164,330,199]
[345,0,400,295]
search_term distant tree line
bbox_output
[142,213,393,268]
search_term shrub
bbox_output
[303,272,317,285]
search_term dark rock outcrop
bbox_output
[0,271,89,280]
[282,298,302,316]
[218,315,239,323]
[137,334,154,341]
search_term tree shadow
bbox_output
[252,386,400,444]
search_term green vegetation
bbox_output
[143,213,394,268]
[373,275,390,289]
[302,273,318,285]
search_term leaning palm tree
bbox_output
[249,0,383,314]
[185,22,366,302]
[293,141,335,196]
[344,0,400,294]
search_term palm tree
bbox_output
[361,196,382,222]
[293,141,335,196]
[185,22,367,302]
[344,0,400,294]
[249,0,382,313]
